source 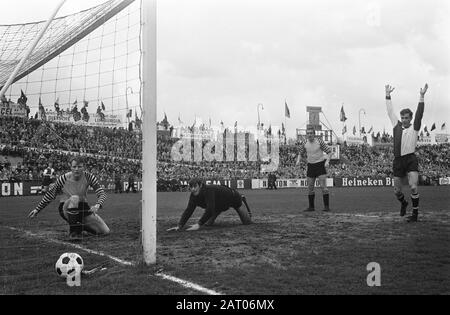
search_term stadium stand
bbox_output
[1,115,449,191]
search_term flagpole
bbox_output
[284,104,287,144]
[284,99,288,144]
[285,115,287,144]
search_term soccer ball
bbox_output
[55,252,84,277]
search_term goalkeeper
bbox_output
[28,156,110,240]
[167,178,252,231]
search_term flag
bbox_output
[18,90,27,105]
[340,105,347,122]
[54,97,60,112]
[353,126,356,135]
[38,98,46,120]
[430,123,436,131]
[135,111,142,129]
[101,102,105,111]
[1,94,7,104]
[441,123,446,130]
[368,126,373,134]
[342,125,347,135]
[285,101,290,118]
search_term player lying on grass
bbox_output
[28,156,110,239]
[167,178,252,231]
[385,83,428,222]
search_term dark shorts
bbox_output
[307,160,327,178]
[58,202,91,222]
[393,153,419,177]
[42,178,53,186]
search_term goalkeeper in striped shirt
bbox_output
[28,156,110,240]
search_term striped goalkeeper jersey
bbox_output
[35,171,106,213]
[299,137,331,164]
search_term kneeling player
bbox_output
[167,178,252,231]
[28,157,110,240]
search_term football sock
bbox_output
[308,193,315,209]
[67,209,82,234]
[396,192,406,204]
[323,193,329,207]
[411,193,419,214]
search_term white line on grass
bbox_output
[332,213,382,218]
[155,272,222,295]
[3,226,134,266]
[2,225,223,295]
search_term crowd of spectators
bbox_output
[0,116,141,159]
[1,115,449,191]
[0,145,141,184]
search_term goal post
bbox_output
[141,0,157,265]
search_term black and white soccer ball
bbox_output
[55,252,84,277]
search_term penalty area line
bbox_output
[1,225,223,295]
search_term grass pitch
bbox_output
[1,186,449,294]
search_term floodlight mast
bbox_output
[0,0,67,99]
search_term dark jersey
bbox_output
[178,185,241,227]
[386,97,424,158]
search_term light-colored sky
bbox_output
[3,0,450,137]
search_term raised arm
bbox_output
[414,83,427,131]
[385,84,398,127]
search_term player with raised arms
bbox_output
[167,178,252,231]
[28,156,110,239]
[385,83,428,222]
[296,126,332,212]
